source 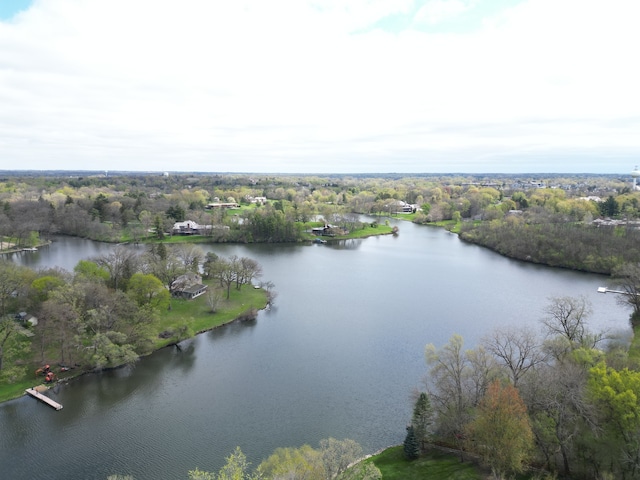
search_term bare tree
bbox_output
[482,325,547,387]
[174,244,204,273]
[519,361,596,477]
[235,257,263,290]
[94,246,139,291]
[612,263,640,320]
[205,288,223,313]
[425,334,474,446]
[541,296,602,358]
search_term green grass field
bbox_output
[154,282,268,348]
[365,446,483,480]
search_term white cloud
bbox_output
[0,0,639,173]
[413,0,477,26]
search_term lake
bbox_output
[0,219,630,479]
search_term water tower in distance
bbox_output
[633,166,640,191]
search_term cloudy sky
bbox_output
[1,0,639,174]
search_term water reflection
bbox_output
[328,238,363,250]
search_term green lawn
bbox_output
[366,446,483,480]
[0,283,268,404]
[361,445,550,480]
[300,221,394,241]
[154,282,268,348]
[0,375,36,404]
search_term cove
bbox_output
[0,219,631,480]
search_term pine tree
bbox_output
[403,425,420,460]
[412,392,434,452]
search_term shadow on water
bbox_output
[327,239,363,250]
[173,339,197,374]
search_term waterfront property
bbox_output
[170,272,208,299]
[172,220,212,235]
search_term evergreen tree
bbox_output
[153,215,165,239]
[412,392,434,452]
[403,425,420,460]
[599,195,619,217]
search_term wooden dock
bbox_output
[25,388,63,410]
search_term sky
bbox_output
[0,0,639,174]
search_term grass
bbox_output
[0,283,268,404]
[0,375,36,404]
[300,221,394,242]
[362,446,545,480]
[153,282,268,348]
[365,446,483,480]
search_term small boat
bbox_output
[313,238,327,244]
[23,247,38,252]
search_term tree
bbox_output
[519,360,594,477]
[599,195,619,217]
[94,246,139,291]
[403,425,420,460]
[541,296,601,358]
[235,257,262,290]
[202,252,219,279]
[174,244,204,273]
[166,204,185,222]
[38,288,82,365]
[0,316,20,372]
[126,273,170,310]
[411,392,434,452]
[214,256,238,300]
[88,331,138,370]
[482,326,546,387]
[188,469,214,480]
[319,437,363,480]
[612,263,640,321]
[0,261,31,316]
[588,363,640,479]
[425,334,476,443]
[30,274,66,303]
[216,446,260,480]
[336,462,382,480]
[153,215,165,239]
[205,288,223,313]
[73,260,110,284]
[257,444,324,479]
[466,380,534,479]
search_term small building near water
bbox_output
[170,273,208,300]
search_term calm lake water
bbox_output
[0,220,631,479]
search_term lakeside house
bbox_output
[172,220,212,235]
[205,202,239,210]
[311,224,348,236]
[15,311,38,327]
[245,195,267,205]
[384,199,417,213]
[170,272,208,300]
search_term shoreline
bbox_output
[3,302,268,405]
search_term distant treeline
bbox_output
[459,220,640,275]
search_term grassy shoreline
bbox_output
[0,282,269,404]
